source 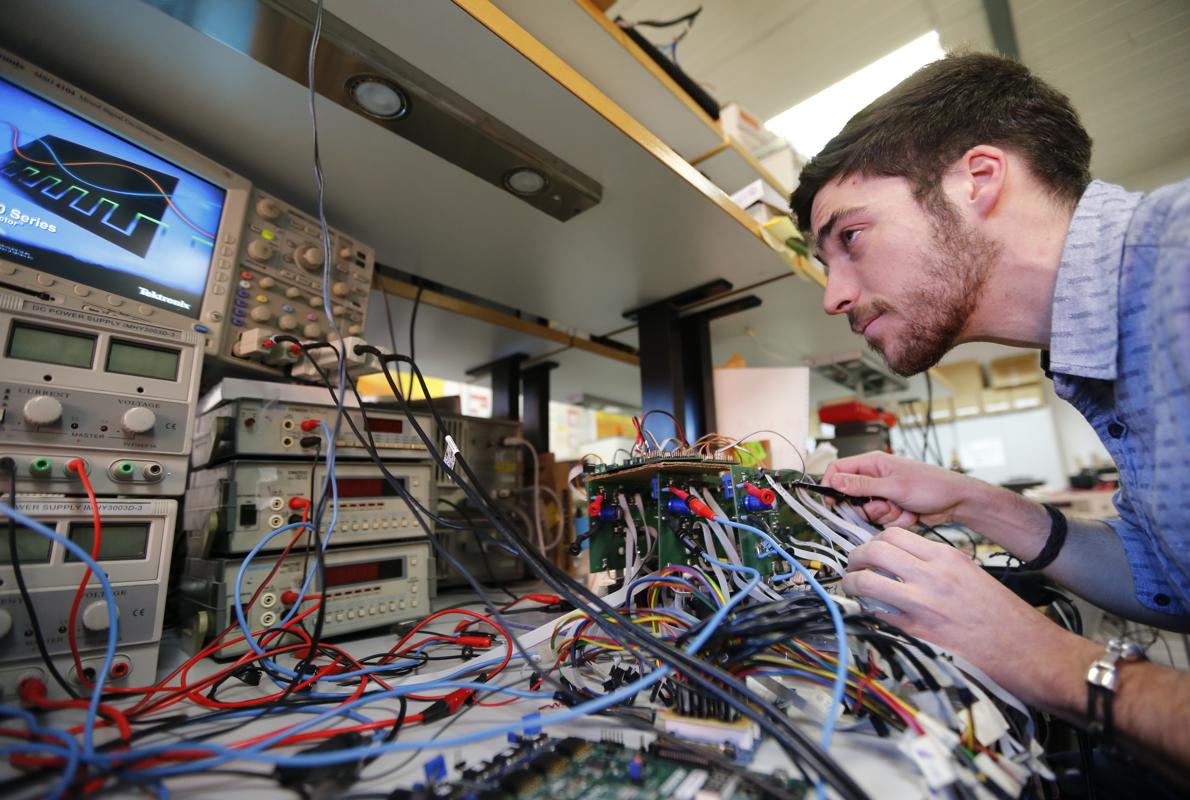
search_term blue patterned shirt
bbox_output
[1046,179,1190,618]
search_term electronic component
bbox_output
[0,49,375,377]
[0,497,176,699]
[192,377,433,467]
[433,523,526,590]
[582,458,814,578]
[178,540,430,658]
[421,734,805,799]
[183,459,432,556]
[433,414,522,505]
[219,188,375,371]
[0,293,203,495]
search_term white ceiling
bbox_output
[608,0,1190,187]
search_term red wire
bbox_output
[65,459,102,688]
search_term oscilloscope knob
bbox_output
[121,407,157,434]
[303,323,322,339]
[249,306,273,323]
[278,315,298,332]
[255,196,282,220]
[22,396,63,426]
[338,246,354,260]
[247,239,275,261]
[285,286,302,299]
[331,281,350,298]
[295,244,324,271]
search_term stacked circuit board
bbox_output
[581,457,818,578]
[408,734,806,800]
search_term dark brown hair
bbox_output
[790,52,1092,238]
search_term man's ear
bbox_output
[959,145,1007,219]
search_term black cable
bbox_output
[358,348,868,798]
[2,458,79,698]
[405,283,424,402]
[438,496,519,601]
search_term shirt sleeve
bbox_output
[1104,488,1186,616]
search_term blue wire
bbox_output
[715,516,848,800]
[0,706,82,799]
[103,550,758,780]
[0,502,119,762]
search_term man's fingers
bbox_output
[825,471,896,501]
[876,526,946,560]
[840,567,909,606]
[846,538,925,581]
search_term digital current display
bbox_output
[6,320,96,368]
[0,525,53,563]
[324,558,405,588]
[106,339,179,381]
[334,476,406,498]
[0,77,226,318]
[367,418,404,434]
[66,522,149,562]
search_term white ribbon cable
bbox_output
[767,476,858,553]
[792,483,877,544]
[633,493,658,559]
[618,493,639,583]
[700,489,795,600]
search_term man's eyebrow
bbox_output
[814,205,867,250]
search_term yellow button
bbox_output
[261,229,275,240]
[256,294,269,303]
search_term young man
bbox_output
[790,52,1190,777]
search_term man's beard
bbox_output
[855,202,996,376]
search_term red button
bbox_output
[240,271,253,280]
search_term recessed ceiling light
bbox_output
[346,75,408,119]
[503,167,548,196]
[766,31,944,159]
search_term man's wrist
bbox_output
[953,485,1051,556]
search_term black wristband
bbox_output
[1018,504,1068,571]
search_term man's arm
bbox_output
[842,528,1190,786]
[823,452,1189,629]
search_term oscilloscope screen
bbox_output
[0,77,226,318]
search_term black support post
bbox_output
[521,360,558,453]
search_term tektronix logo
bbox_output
[138,287,191,310]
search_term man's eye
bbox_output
[841,229,860,248]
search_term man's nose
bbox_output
[823,270,858,316]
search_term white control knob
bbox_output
[82,601,115,631]
[255,196,282,220]
[247,239,274,261]
[0,609,11,639]
[296,244,324,271]
[23,396,63,426]
[338,246,354,259]
[332,305,345,317]
[121,407,157,434]
[250,306,273,323]
[278,314,298,331]
[308,296,323,308]
[303,323,322,338]
[258,276,275,289]
[285,286,302,299]
[331,281,350,298]
[348,324,362,336]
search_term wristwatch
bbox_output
[1086,637,1145,742]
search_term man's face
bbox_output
[810,174,997,376]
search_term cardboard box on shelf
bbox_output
[981,387,1013,414]
[953,391,982,418]
[989,353,1042,388]
[934,360,985,394]
[1010,384,1044,410]
[719,102,778,153]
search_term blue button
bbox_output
[231,319,244,326]
[282,304,295,313]
[193,324,209,334]
[235,299,248,308]
[237,289,249,298]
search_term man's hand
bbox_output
[822,451,996,528]
[841,527,1078,706]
